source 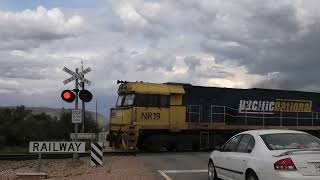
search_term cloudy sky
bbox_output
[0,0,320,116]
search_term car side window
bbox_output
[246,137,255,153]
[237,134,252,153]
[223,135,243,152]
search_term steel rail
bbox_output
[0,151,136,160]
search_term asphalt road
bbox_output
[138,152,210,180]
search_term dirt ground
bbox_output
[0,156,156,180]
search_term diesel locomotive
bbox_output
[108,81,320,151]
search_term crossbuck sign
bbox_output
[63,67,92,85]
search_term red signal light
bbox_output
[61,90,75,103]
[63,91,71,99]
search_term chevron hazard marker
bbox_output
[91,142,103,166]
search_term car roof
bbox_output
[240,129,307,136]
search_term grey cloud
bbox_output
[107,0,216,41]
[248,23,320,75]
[184,1,320,90]
[136,59,174,72]
[0,39,40,51]
[184,56,201,71]
[0,52,59,80]
[196,69,231,79]
[184,56,231,79]
[2,1,320,116]
[0,6,84,50]
[201,40,253,64]
[134,51,175,72]
[243,2,300,41]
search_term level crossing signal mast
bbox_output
[61,65,93,161]
[61,66,93,103]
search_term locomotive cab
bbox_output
[108,81,186,150]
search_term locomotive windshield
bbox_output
[123,94,135,106]
[116,95,124,106]
[116,94,135,107]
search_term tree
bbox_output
[84,113,100,133]
[0,106,101,150]
[57,109,74,140]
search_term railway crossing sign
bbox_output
[72,109,82,123]
[29,142,85,153]
[63,66,92,85]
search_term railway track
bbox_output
[0,151,136,160]
[0,150,211,160]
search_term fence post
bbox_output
[37,153,42,172]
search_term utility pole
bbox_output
[96,99,98,126]
[81,61,85,133]
[74,68,79,161]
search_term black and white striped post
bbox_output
[91,142,103,166]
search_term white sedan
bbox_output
[208,129,320,180]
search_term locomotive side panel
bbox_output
[183,85,320,126]
[169,106,186,129]
[134,107,170,127]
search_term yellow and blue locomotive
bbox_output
[108,81,320,151]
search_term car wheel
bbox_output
[246,171,259,180]
[208,161,217,180]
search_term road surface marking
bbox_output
[158,169,207,180]
[158,170,173,180]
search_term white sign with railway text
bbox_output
[29,142,85,153]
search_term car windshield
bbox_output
[261,133,320,150]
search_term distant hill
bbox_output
[0,106,107,129]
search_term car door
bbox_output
[214,135,243,180]
[229,134,255,180]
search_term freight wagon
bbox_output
[107,81,320,151]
